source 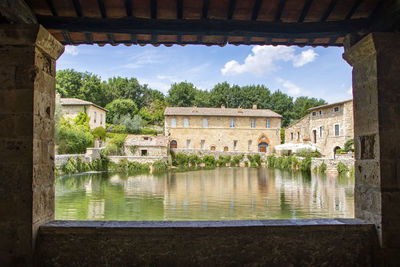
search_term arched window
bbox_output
[224,146,229,151]
[170,140,177,149]
[258,142,269,153]
[210,146,216,151]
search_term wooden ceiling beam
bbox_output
[251,0,263,21]
[202,0,209,19]
[321,0,338,21]
[45,0,58,16]
[274,0,286,22]
[151,0,157,19]
[72,0,83,17]
[97,0,107,18]
[125,0,133,17]
[227,0,237,20]
[298,0,313,23]
[37,15,370,39]
[345,0,363,20]
[177,0,183,19]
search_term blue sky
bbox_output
[59,44,353,103]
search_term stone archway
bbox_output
[258,142,269,153]
[333,146,341,158]
[210,146,216,151]
[223,146,229,151]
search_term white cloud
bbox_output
[138,78,170,93]
[65,46,79,56]
[277,78,302,96]
[221,46,318,76]
[293,49,318,67]
[123,50,166,69]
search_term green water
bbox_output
[55,167,354,220]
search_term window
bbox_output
[143,137,149,140]
[312,112,316,116]
[141,150,147,156]
[201,140,205,149]
[266,120,270,128]
[94,112,97,123]
[100,114,103,125]
[334,107,340,112]
[171,118,176,127]
[320,126,323,137]
[297,132,300,140]
[291,132,293,141]
[319,110,322,115]
[248,140,252,151]
[251,119,255,128]
[184,118,189,127]
[233,140,238,151]
[334,124,340,136]
[186,139,191,149]
[230,119,235,128]
[203,118,208,128]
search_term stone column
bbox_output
[343,32,400,265]
[0,25,64,265]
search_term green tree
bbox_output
[270,90,295,127]
[292,97,327,121]
[167,82,197,107]
[105,99,138,123]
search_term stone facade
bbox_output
[124,135,168,157]
[109,156,168,165]
[0,25,64,265]
[164,106,281,154]
[285,100,354,158]
[311,158,355,173]
[58,97,108,129]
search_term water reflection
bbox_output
[55,168,354,221]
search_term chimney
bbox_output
[221,104,225,109]
[252,104,257,110]
[238,106,243,113]
[193,105,197,112]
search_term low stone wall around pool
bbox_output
[108,156,168,165]
[311,157,355,173]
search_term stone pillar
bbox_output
[0,25,63,265]
[343,32,400,265]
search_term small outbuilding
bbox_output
[124,135,168,157]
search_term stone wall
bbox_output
[165,115,281,152]
[55,148,103,167]
[311,157,355,172]
[36,219,377,266]
[171,148,269,161]
[109,156,168,164]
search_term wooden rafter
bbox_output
[72,0,82,17]
[202,0,209,19]
[37,15,369,39]
[321,0,338,21]
[45,0,57,16]
[298,0,313,23]
[274,0,286,22]
[97,0,107,18]
[151,0,157,19]
[177,0,183,19]
[251,0,263,21]
[346,0,363,20]
[227,0,237,20]
[125,0,133,17]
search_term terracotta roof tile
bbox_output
[164,107,282,118]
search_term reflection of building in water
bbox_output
[87,199,105,220]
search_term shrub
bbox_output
[56,124,94,154]
[153,160,168,172]
[128,161,150,174]
[344,139,354,152]
[244,161,249,167]
[232,154,244,166]
[337,162,349,174]
[267,155,276,168]
[217,155,231,167]
[105,134,127,155]
[335,149,346,154]
[105,123,128,134]
[188,154,201,167]
[295,148,321,158]
[203,155,216,167]
[176,153,189,167]
[253,154,262,167]
[140,127,157,135]
[76,156,91,173]
[92,127,107,141]
[291,157,299,170]
[319,162,327,174]
[62,157,77,175]
[300,156,312,173]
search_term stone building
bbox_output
[285,99,353,158]
[58,97,108,129]
[164,105,282,154]
[124,135,168,157]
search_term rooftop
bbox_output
[60,98,109,112]
[164,106,282,118]
[307,99,353,111]
[125,135,169,147]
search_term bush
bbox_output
[56,124,93,154]
[300,156,312,173]
[105,123,128,134]
[203,155,216,167]
[337,162,349,174]
[344,139,354,152]
[291,157,299,170]
[335,149,346,154]
[253,154,262,167]
[153,160,168,172]
[140,127,157,135]
[62,157,77,175]
[232,154,244,166]
[188,154,201,167]
[295,148,321,158]
[105,134,127,155]
[128,161,150,174]
[319,162,327,174]
[267,155,276,168]
[217,155,231,167]
[176,153,189,167]
[244,161,249,167]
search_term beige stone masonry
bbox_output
[0,24,63,266]
[344,32,400,264]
